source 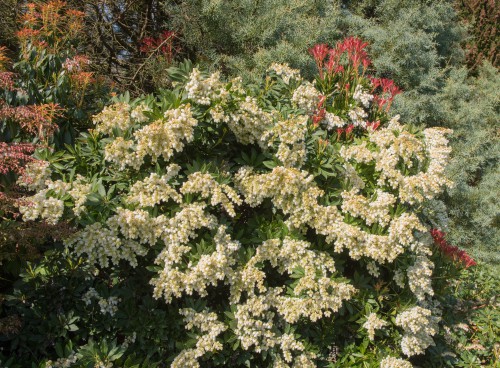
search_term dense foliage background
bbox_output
[0,1,498,367]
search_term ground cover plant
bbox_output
[1,35,498,368]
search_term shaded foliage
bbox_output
[456,0,499,71]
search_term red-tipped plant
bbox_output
[431,229,477,268]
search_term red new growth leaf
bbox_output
[431,229,477,268]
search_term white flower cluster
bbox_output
[151,204,218,301]
[104,137,141,170]
[324,112,346,130]
[353,85,374,108]
[148,204,355,364]
[121,332,137,350]
[341,120,453,204]
[209,104,227,123]
[82,287,99,305]
[379,356,413,368]
[341,189,396,226]
[126,164,181,208]
[366,261,380,277]
[130,103,152,123]
[393,269,406,289]
[363,313,388,341]
[407,255,434,301]
[348,107,368,128]
[68,175,91,217]
[134,105,198,163]
[395,306,439,356]
[268,63,302,84]
[65,222,147,268]
[399,128,453,203]
[180,172,242,217]
[44,352,78,368]
[17,160,51,191]
[185,68,228,105]
[166,235,345,364]
[93,102,132,135]
[103,105,198,169]
[262,116,308,167]
[107,208,159,245]
[171,308,227,368]
[82,287,120,316]
[98,296,120,316]
[235,166,425,263]
[18,192,64,224]
[153,225,239,302]
[227,96,274,147]
[292,82,321,113]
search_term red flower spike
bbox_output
[370,77,402,112]
[309,44,330,78]
[309,44,330,64]
[338,37,370,70]
[326,47,341,75]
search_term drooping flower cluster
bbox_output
[235,166,426,263]
[341,189,396,226]
[65,222,147,268]
[395,306,439,356]
[93,102,132,135]
[363,313,388,341]
[152,225,239,302]
[185,68,228,105]
[135,105,198,162]
[379,356,413,368]
[292,82,322,113]
[267,63,301,84]
[104,137,142,170]
[341,117,453,204]
[228,96,274,146]
[17,160,51,191]
[44,352,78,368]
[407,255,434,301]
[17,193,64,225]
[171,309,227,368]
[68,175,92,217]
[101,103,198,170]
[126,164,181,207]
[180,172,242,217]
[262,116,308,167]
[83,287,120,316]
